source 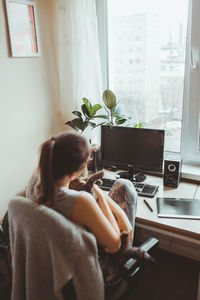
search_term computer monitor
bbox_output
[101,125,165,176]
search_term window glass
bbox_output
[107,0,189,152]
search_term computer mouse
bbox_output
[132,173,146,182]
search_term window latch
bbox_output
[191,49,198,71]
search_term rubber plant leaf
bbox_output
[91,121,107,129]
[81,121,90,132]
[72,111,82,118]
[65,118,82,131]
[88,121,97,128]
[92,114,108,119]
[104,121,113,126]
[81,104,91,118]
[90,104,102,116]
[65,118,88,132]
[103,89,117,109]
[82,98,92,117]
[115,117,127,125]
[133,123,144,128]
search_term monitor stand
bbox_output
[117,165,146,183]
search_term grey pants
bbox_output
[99,178,138,286]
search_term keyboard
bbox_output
[100,178,159,198]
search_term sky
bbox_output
[108,0,189,43]
[108,0,189,22]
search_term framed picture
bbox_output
[5,0,40,57]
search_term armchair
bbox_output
[8,197,104,300]
[7,197,158,300]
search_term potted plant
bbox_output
[65,98,107,133]
[65,89,142,135]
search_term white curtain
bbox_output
[55,0,102,125]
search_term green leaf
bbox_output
[104,121,113,126]
[133,122,145,128]
[112,104,131,119]
[91,114,108,119]
[81,121,89,132]
[112,104,120,114]
[81,104,91,118]
[72,111,82,118]
[90,104,102,116]
[115,117,127,125]
[88,121,97,128]
[65,118,90,133]
[82,98,92,116]
[138,122,144,128]
[103,89,117,109]
[112,108,126,117]
[91,121,107,129]
[65,118,85,131]
[114,113,129,122]
[65,121,72,126]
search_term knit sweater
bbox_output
[8,196,104,300]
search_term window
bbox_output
[96,0,200,164]
[135,36,141,41]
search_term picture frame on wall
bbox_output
[5,0,40,57]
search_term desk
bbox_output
[103,170,200,260]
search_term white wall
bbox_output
[0,0,64,218]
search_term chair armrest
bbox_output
[119,237,159,278]
[139,237,159,252]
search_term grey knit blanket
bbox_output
[8,197,104,300]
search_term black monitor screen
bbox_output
[101,125,165,173]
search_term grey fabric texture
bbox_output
[26,173,82,220]
[8,197,104,300]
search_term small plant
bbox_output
[65,98,107,133]
[65,89,143,133]
[102,89,129,126]
[133,122,144,128]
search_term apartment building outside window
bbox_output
[96,0,200,165]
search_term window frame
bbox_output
[96,0,200,165]
[181,0,200,164]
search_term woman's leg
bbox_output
[98,179,138,286]
[109,179,154,266]
[108,178,138,245]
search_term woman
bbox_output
[26,131,138,285]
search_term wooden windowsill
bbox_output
[104,169,200,243]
